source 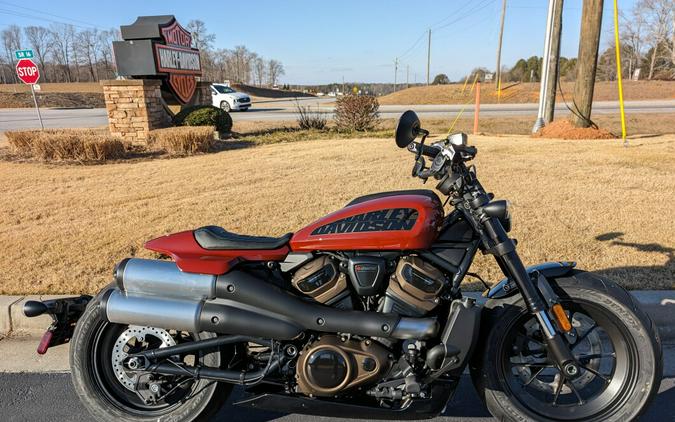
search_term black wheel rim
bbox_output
[498,299,639,421]
[89,321,208,416]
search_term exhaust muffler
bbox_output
[104,290,303,339]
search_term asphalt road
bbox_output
[0,373,672,421]
[1,99,674,131]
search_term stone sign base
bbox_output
[101,79,171,143]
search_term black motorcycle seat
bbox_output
[346,189,441,207]
[194,226,293,250]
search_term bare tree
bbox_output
[253,56,266,86]
[96,29,117,79]
[187,20,215,51]
[1,25,22,83]
[267,59,284,86]
[24,26,52,79]
[638,0,674,79]
[50,24,75,82]
[620,7,646,78]
[78,29,99,81]
[0,20,288,87]
[231,45,252,83]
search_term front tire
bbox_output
[220,101,231,112]
[470,271,662,422]
[70,289,232,422]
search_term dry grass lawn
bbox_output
[0,134,673,295]
[0,82,102,93]
[380,81,675,105]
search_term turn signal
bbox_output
[551,303,572,332]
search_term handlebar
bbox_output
[407,142,440,158]
[453,145,477,157]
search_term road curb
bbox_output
[1,291,673,340]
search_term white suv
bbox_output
[211,84,251,112]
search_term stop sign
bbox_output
[16,58,40,84]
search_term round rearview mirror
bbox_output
[395,110,421,148]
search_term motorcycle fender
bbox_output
[486,261,576,300]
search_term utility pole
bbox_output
[572,0,604,128]
[342,75,345,94]
[532,0,557,133]
[406,65,410,89]
[426,29,431,85]
[495,0,507,90]
[394,58,399,92]
[544,0,564,123]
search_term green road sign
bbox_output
[15,49,34,59]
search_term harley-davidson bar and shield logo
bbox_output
[154,21,202,103]
[112,16,202,104]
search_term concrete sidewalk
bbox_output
[2,291,673,340]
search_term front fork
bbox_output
[482,217,581,379]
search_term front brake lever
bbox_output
[412,156,426,177]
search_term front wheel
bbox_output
[70,289,232,422]
[470,271,662,422]
[220,101,231,112]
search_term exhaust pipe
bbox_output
[104,290,303,339]
[106,258,438,340]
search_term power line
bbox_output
[433,0,498,32]
[0,0,105,29]
[429,1,479,30]
[394,0,498,81]
[0,7,105,31]
[397,31,427,61]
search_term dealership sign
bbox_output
[112,16,202,103]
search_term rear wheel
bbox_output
[470,272,662,421]
[70,290,232,422]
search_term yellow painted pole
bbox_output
[497,76,502,103]
[461,74,470,95]
[469,73,479,94]
[613,0,627,146]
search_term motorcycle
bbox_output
[24,110,662,421]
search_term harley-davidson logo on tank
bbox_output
[311,208,419,235]
[112,15,202,104]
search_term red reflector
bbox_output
[37,330,53,355]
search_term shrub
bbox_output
[432,73,450,85]
[6,129,126,162]
[174,105,232,135]
[334,95,380,132]
[148,126,215,156]
[295,101,327,130]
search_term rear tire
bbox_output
[470,271,662,422]
[70,287,232,422]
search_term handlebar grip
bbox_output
[454,145,477,156]
[409,142,440,158]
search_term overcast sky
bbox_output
[0,0,636,84]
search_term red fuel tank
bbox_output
[290,193,443,252]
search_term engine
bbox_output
[291,254,447,317]
[291,253,447,399]
[291,256,354,309]
[295,335,390,396]
[380,256,446,316]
